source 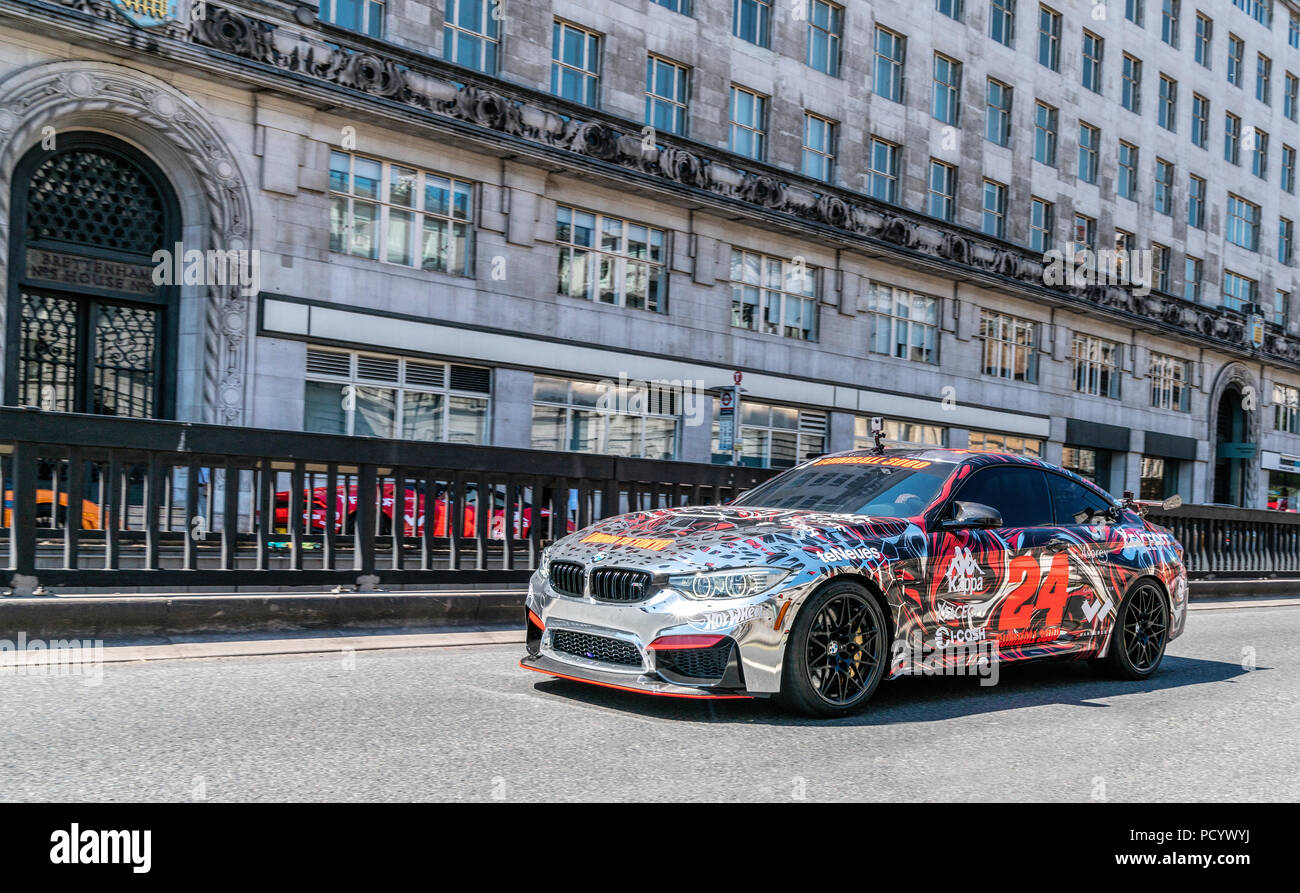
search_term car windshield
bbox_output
[731,457,953,517]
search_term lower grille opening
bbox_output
[655,640,734,680]
[551,629,642,668]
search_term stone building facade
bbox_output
[2,0,1300,508]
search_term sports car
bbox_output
[520,448,1188,716]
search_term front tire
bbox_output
[776,580,888,718]
[1091,581,1169,679]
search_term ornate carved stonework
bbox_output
[0,61,253,424]
[21,0,1300,371]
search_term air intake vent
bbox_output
[551,630,642,668]
[590,568,653,603]
[405,361,446,388]
[449,364,491,393]
[357,356,400,382]
[306,348,351,377]
[549,561,584,597]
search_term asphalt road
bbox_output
[1,604,1296,802]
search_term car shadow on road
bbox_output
[526,655,1264,727]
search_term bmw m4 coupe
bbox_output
[520,449,1188,717]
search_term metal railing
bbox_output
[0,409,774,590]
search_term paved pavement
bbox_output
[0,602,1295,802]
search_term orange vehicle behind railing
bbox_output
[3,489,101,530]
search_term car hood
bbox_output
[548,505,918,574]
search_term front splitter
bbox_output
[519,653,754,699]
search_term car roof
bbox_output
[808,448,1113,497]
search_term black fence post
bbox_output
[10,441,37,578]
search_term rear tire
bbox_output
[1090,581,1169,679]
[776,580,888,718]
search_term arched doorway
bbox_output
[1213,386,1252,505]
[5,132,180,418]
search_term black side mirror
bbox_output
[941,501,1003,529]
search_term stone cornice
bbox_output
[4,0,1298,371]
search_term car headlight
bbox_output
[668,567,791,600]
[536,546,553,578]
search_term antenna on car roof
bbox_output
[870,416,886,455]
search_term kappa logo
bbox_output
[944,546,985,594]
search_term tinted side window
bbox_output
[953,467,1053,527]
[1047,473,1112,524]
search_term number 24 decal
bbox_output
[995,553,1071,630]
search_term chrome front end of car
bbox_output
[520,562,816,697]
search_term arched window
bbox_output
[6,132,180,418]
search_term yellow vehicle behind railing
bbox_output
[2,490,101,530]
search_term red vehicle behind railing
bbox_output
[272,482,574,539]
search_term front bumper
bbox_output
[522,568,812,696]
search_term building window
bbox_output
[1227,194,1261,250]
[1188,174,1206,228]
[1118,141,1139,200]
[329,151,473,275]
[1161,0,1180,47]
[1233,0,1272,27]
[1152,242,1171,291]
[874,26,906,102]
[868,137,900,203]
[1078,122,1100,183]
[1227,34,1244,87]
[304,347,490,442]
[1275,290,1291,326]
[1292,14,1300,49]
[645,56,689,136]
[1286,73,1300,121]
[986,79,1012,146]
[980,310,1038,382]
[1073,213,1096,251]
[532,375,677,460]
[712,402,821,467]
[733,0,772,47]
[1280,217,1295,265]
[806,0,843,76]
[1195,13,1212,67]
[1122,54,1142,113]
[652,0,692,12]
[713,402,827,468]
[1223,269,1258,312]
[1158,75,1177,130]
[1184,256,1203,303]
[551,20,601,106]
[932,54,962,125]
[1126,0,1144,26]
[1038,5,1061,70]
[443,0,498,73]
[1072,334,1121,399]
[802,113,837,182]
[556,206,666,312]
[936,0,963,20]
[1030,197,1054,252]
[968,431,1043,457]
[320,0,383,38]
[982,179,1007,238]
[1154,159,1174,215]
[1061,447,1105,483]
[927,159,957,221]
[1275,383,1300,435]
[1258,54,1273,105]
[854,417,944,450]
[1283,145,1297,194]
[1191,93,1209,147]
[729,249,818,341]
[1252,128,1270,179]
[1034,101,1058,166]
[869,284,939,364]
[991,0,1016,47]
[1149,351,1190,412]
[1082,31,1103,94]
[1225,112,1242,164]
[728,86,768,160]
